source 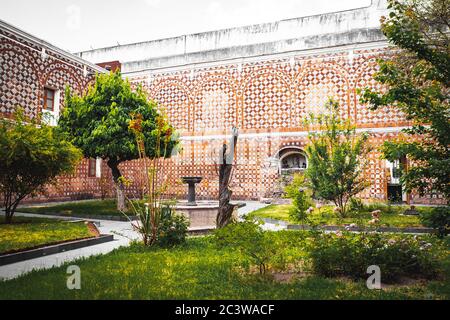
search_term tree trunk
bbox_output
[116,184,126,212]
[2,192,20,224]
[216,128,239,229]
[217,163,236,228]
[107,158,126,211]
[4,209,12,224]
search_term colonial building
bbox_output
[0,0,444,204]
[0,19,110,201]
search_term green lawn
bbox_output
[248,204,428,228]
[0,216,95,254]
[19,200,127,218]
[0,235,448,300]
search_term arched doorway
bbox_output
[278,147,308,174]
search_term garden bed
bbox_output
[18,200,126,219]
[0,234,114,266]
[248,204,428,228]
[0,233,448,300]
[0,217,98,255]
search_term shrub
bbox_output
[308,231,442,283]
[284,174,314,224]
[348,197,365,213]
[0,109,82,224]
[420,206,450,238]
[214,220,276,274]
[157,205,189,247]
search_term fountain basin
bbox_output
[181,177,203,184]
[175,200,245,228]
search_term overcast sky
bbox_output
[0,0,371,53]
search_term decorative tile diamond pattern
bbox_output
[1,31,442,204]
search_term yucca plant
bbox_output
[123,112,181,246]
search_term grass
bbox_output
[0,234,448,300]
[0,216,95,254]
[19,199,126,218]
[248,204,429,228]
[20,200,427,228]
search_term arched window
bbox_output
[278,148,308,173]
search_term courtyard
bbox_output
[0,0,449,311]
[0,199,449,301]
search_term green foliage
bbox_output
[157,205,189,247]
[0,110,82,223]
[19,199,140,217]
[0,233,448,299]
[284,174,314,224]
[58,71,179,183]
[2,235,449,300]
[305,99,371,217]
[308,231,444,283]
[348,197,365,213]
[420,206,450,238]
[0,218,93,254]
[214,220,277,274]
[124,112,181,246]
[250,203,425,228]
[359,0,450,201]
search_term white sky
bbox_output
[0,0,371,53]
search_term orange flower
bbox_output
[129,113,143,133]
[156,116,165,129]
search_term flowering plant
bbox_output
[122,112,187,246]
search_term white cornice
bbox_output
[123,40,390,77]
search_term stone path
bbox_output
[0,201,270,280]
[236,201,286,231]
[0,213,137,281]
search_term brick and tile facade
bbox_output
[0,20,110,202]
[1,1,445,204]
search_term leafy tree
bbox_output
[0,110,82,224]
[360,0,450,202]
[59,71,178,210]
[305,99,371,217]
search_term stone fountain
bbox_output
[181,177,203,206]
[175,176,244,230]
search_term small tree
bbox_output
[59,71,177,210]
[305,99,371,217]
[0,110,82,224]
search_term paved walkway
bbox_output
[0,201,269,280]
[236,201,286,231]
[0,213,138,281]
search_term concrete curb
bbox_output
[0,234,114,266]
[260,218,435,234]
